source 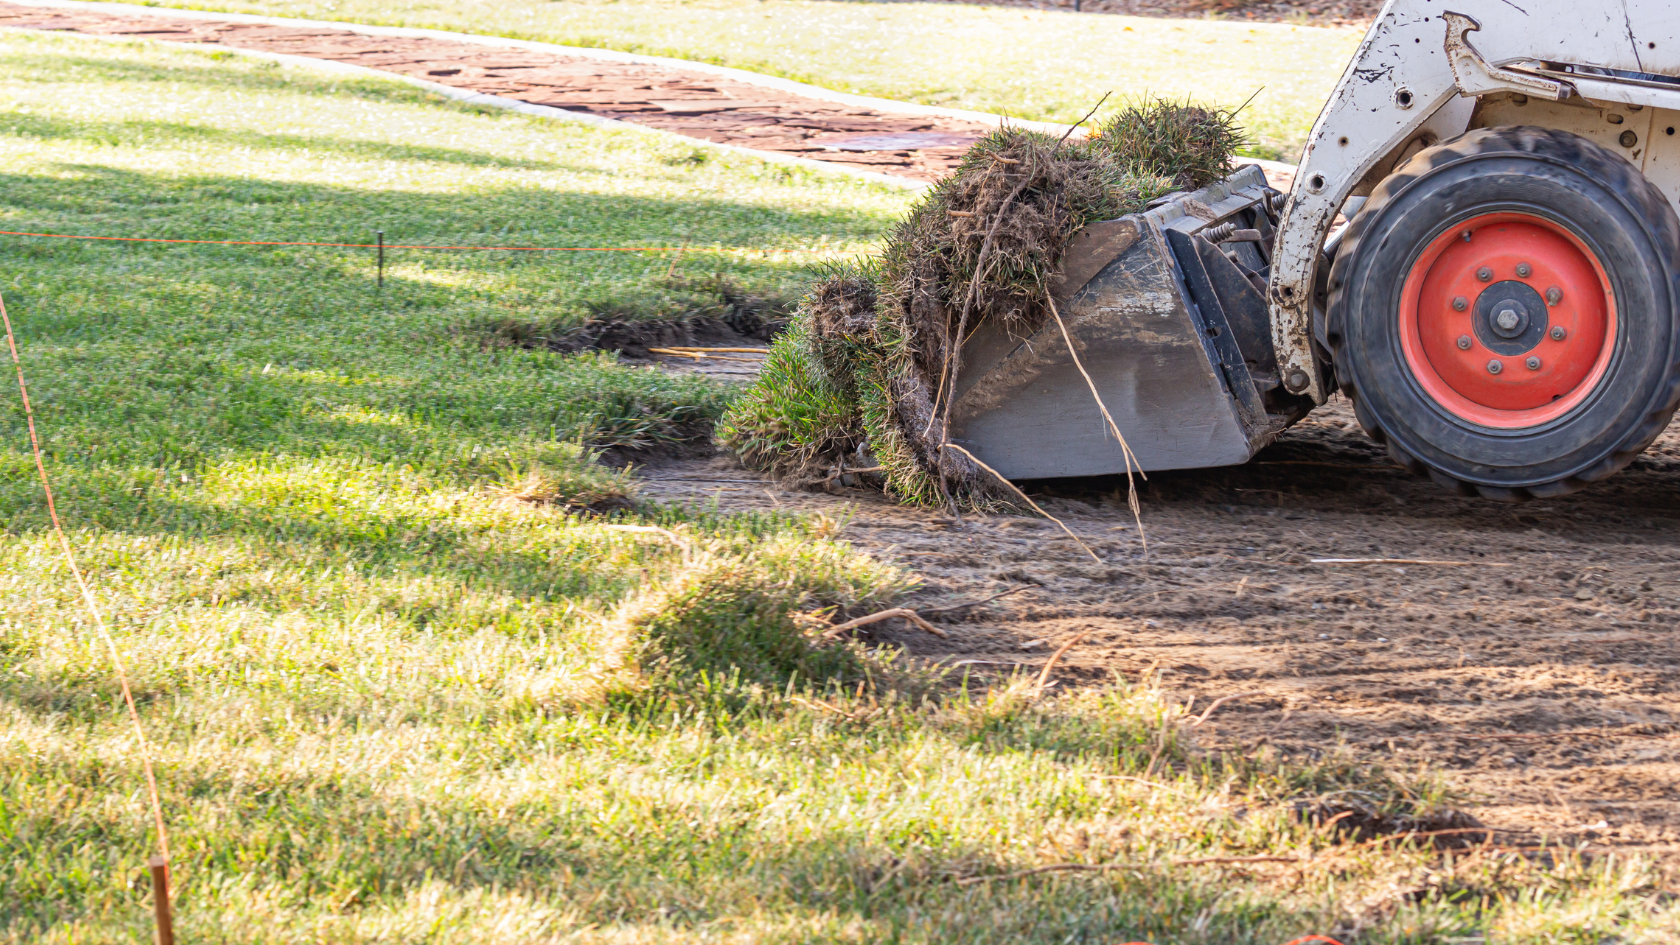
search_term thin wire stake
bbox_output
[0,289,172,866]
[377,230,385,289]
[149,856,176,945]
[664,239,690,279]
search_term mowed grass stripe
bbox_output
[81,0,1361,159]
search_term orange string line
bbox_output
[0,229,812,253]
[0,288,171,863]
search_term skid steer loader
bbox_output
[948,0,1680,499]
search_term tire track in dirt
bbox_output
[637,397,1680,862]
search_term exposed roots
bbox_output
[722,98,1248,511]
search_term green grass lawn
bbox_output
[2,29,1676,945]
[125,0,1361,159]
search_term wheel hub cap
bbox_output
[1398,213,1617,429]
[1475,281,1546,351]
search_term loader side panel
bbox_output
[1268,0,1680,405]
[946,225,1262,479]
[1470,95,1680,220]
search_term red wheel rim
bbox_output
[1398,212,1617,429]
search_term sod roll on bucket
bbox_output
[718,100,1248,509]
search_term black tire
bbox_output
[1327,126,1680,499]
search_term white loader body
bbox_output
[1272,0,1680,403]
[954,1,1680,499]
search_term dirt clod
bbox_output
[1305,800,1489,849]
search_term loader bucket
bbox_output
[946,163,1298,479]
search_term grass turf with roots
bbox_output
[90,0,1359,160]
[720,101,1245,505]
[2,30,1678,945]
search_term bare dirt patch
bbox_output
[637,396,1680,862]
[471,287,787,379]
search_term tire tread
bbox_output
[1326,126,1680,499]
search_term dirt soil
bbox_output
[636,396,1680,863]
[0,3,1297,190]
[569,318,772,378]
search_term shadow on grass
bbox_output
[0,735,1320,943]
[0,162,887,248]
[0,159,885,701]
[0,110,575,173]
[2,43,526,119]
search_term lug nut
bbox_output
[1487,359,1503,374]
[1550,325,1567,341]
[1457,334,1472,350]
[1526,355,1542,370]
[1476,266,1494,282]
[1452,295,1469,311]
[1516,262,1533,278]
[1546,286,1562,305]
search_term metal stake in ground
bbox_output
[377,230,384,290]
